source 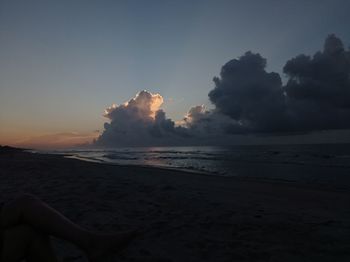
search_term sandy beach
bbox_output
[0,147,349,262]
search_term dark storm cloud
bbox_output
[207,34,350,133]
[283,34,350,131]
[208,51,288,133]
[95,35,350,147]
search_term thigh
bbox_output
[0,203,4,261]
[1,225,57,262]
[1,225,30,262]
[0,229,3,262]
[26,228,58,262]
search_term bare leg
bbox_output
[1,224,57,262]
[0,194,138,261]
[1,194,91,250]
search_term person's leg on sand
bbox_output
[0,194,138,261]
[1,224,57,262]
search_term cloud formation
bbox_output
[95,91,188,147]
[208,51,288,133]
[95,35,350,146]
[207,34,350,133]
[283,34,350,131]
[182,105,238,136]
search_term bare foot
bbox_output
[86,230,140,261]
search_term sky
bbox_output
[1,0,350,148]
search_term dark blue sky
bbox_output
[1,0,349,147]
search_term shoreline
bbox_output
[59,150,350,193]
[1,148,350,261]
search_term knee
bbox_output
[1,225,37,262]
[16,224,47,241]
[1,194,39,227]
[2,225,35,253]
[4,224,36,238]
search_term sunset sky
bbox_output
[1,0,350,149]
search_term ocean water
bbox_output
[51,144,350,188]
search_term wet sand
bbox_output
[0,148,349,261]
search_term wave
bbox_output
[52,144,350,188]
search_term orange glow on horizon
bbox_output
[0,131,99,150]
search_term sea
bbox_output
[47,144,350,189]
